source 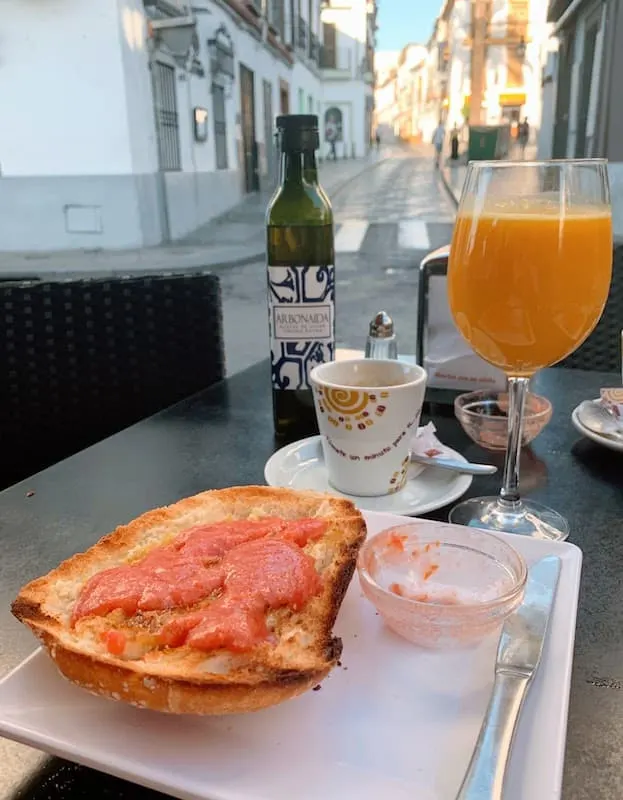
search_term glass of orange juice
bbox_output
[448,159,612,540]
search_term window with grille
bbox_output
[290,0,296,47]
[271,0,285,37]
[308,0,313,57]
[298,16,307,50]
[151,61,181,171]
[213,85,228,170]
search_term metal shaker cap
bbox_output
[369,311,394,339]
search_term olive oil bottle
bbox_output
[266,115,335,439]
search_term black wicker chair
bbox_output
[554,240,623,373]
[1,272,225,489]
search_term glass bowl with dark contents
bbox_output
[454,389,552,451]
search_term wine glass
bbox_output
[447,159,612,540]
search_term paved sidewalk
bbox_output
[0,150,387,278]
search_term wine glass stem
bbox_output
[499,377,530,505]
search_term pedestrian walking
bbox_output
[518,117,530,159]
[325,118,339,161]
[432,120,445,168]
[450,124,460,161]
[375,131,381,149]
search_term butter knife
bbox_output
[455,555,561,800]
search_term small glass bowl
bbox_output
[357,522,527,648]
[454,389,552,451]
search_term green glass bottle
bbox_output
[266,114,335,439]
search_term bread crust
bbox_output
[12,486,366,715]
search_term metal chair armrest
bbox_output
[416,245,451,366]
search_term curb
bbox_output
[438,166,460,208]
[0,156,390,277]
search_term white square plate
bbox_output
[0,512,582,800]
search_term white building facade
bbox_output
[373,45,430,144]
[395,44,427,141]
[415,0,549,139]
[0,0,323,252]
[318,0,376,159]
[373,51,400,141]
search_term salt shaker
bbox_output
[365,311,398,360]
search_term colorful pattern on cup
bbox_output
[310,359,427,496]
[317,387,388,431]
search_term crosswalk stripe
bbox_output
[397,219,430,250]
[332,219,453,254]
[334,220,369,253]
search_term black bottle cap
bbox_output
[276,114,319,152]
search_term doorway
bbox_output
[240,63,259,193]
[575,11,600,156]
[279,79,290,114]
[149,59,181,242]
[263,79,276,186]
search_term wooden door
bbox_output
[279,79,290,114]
[240,63,259,193]
[263,79,276,184]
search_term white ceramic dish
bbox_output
[264,435,473,516]
[0,513,582,800]
[571,401,623,453]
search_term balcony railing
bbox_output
[361,53,374,72]
[319,45,352,71]
[437,42,449,73]
[270,0,285,38]
[359,55,374,83]
[310,32,319,62]
[297,15,308,51]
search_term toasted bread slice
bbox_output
[12,486,366,715]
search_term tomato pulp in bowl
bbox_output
[357,523,527,648]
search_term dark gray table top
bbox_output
[1,361,622,800]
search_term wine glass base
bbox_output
[448,496,569,542]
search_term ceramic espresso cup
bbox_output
[310,359,427,497]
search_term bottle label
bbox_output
[268,265,335,391]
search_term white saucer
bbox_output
[571,401,623,453]
[264,435,473,516]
